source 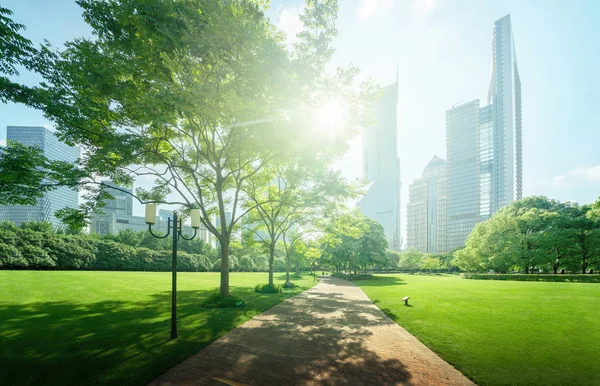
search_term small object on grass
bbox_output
[402,296,410,306]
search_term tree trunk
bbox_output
[220,240,230,296]
[285,252,291,284]
[268,242,275,286]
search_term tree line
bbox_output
[454,196,600,274]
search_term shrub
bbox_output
[254,283,283,294]
[200,293,244,308]
[331,272,373,281]
[211,259,221,272]
[460,273,600,283]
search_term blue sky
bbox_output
[2,0,600,238]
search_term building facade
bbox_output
[488,14,523,211]
[0,126,79,228]
[446,101,481,250]
[407,156,447,253]
[445,14,522,249]
[358,83,402,250]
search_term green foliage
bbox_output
[0,221,212,272]
[254,283,283,294]
[200,293,244,309]
[319,208,387,274]
[331,272,373,281]
[455,196,600,274]
[460,273,600,283]
[238,255,254,272]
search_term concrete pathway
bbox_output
[149,276,475,386]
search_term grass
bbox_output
[355,274,600,386]
[0,271,316,386]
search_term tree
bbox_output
[399,248,423,272]
[238,255,254,272]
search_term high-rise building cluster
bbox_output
[407,14,522,253]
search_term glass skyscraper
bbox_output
[0,126,80,228]
[488,14,523,210]
[445,14,522,249]
[358,83,401,250]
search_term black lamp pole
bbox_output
[148,211,197,340]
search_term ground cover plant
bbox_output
[355,274,600,386]
[0,271,315,385]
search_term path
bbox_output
[149,276,475,386]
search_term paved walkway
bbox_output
[150,276,475,386]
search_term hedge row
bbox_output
[460,273,600,283]
[0,223,212,271]
[331,272,373,281]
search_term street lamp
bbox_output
[145,204,200,339]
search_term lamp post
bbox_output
[145,204,201,340]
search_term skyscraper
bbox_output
[0,126,79,228]
[446,100,481,250]
[358,83,401,250]
[488,14,523,210]
[445,14,522,249]
[407,156,447,253]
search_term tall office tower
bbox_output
[406,156,447,253]
[0,126,79,228]
[446,100,481,250]
[487,14,523,211]
[358,83,401,250]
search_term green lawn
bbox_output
[0,271,316,385]
[355,274,600,386]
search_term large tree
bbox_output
[2,0,373,296]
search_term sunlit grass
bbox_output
[355,274,600,386]
[0,271,316,386]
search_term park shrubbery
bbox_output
[0,222,213,272]
[254,283,283,294]
[461,273,600,283]
[331,272,373,281]
[200,293,244,308]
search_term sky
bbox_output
[2,0,600,241]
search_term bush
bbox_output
[331,272,373,281]
[460,273,600,283]
[254,283,283,294]
[200,293,244,308]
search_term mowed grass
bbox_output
[355,274,600,386]
[0,271,316,385]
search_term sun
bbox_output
[314,99,346,132]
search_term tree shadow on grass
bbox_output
[153,279,414,385]
[0,287,295,386]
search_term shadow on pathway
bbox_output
[149,277,475,386]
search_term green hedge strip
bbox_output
[460,273,600,283]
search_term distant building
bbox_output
[407,156,447,253]
[0,126,79,228]
[90,183,213,245]
[358,83,401,250]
